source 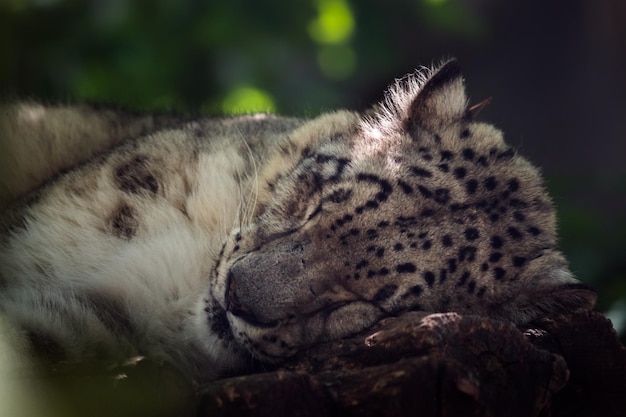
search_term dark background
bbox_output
[1,0,625,340]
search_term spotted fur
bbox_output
[0,60,596,380]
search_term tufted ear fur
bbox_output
[404,59,467,136]
[361,59,467,140]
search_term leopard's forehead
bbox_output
[262,115,553,234]
[324,147,552,296]
[248,114,556,295]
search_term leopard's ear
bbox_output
[361,59,467,140]
[404,59,467,135]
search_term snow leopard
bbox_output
[0,60,596,381]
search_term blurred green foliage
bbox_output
[0,0,485,114]
[0,0,624,341]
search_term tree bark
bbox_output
[199,311,626,417]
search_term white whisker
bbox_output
[234,125,260,229]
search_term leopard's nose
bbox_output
[225,240,316,324]
[226,273,278,328]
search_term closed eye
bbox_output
[306,204,323,221]
[305,187,352,222]
[323,188,353,204]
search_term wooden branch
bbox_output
[199,311,626,417]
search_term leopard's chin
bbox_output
[225,299,386,362]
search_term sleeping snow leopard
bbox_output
[0,60,596,381]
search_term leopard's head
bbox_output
[206,60,596,362]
